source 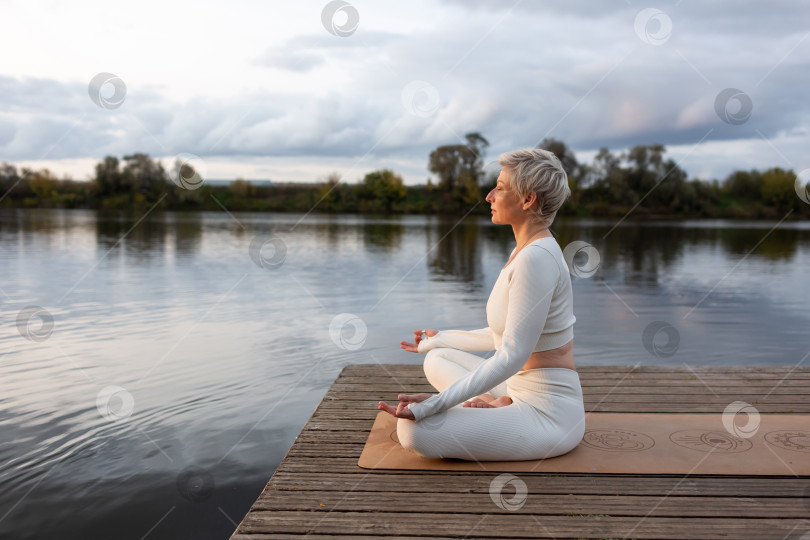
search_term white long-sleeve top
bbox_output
[407,237,576,422]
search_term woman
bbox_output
[377,148,585,461]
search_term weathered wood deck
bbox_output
[230,364,810,539]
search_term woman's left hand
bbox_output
[378,399,415,420]
[378,393,431,420]
[400,328,438,353]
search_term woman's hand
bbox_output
[399,328,438,353]
[378,393,433,420]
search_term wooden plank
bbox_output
[252,490,808,517]
[238,511,806,539]
[268,471,810,496]
[272,455,809,475]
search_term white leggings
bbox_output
[397,347,586,461]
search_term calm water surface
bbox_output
[1,209,808,539]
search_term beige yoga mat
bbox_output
[358,412,810,475]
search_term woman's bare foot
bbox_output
[462,397,492,408]
[463,395,513,408]
[490,396,513,407]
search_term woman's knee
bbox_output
[540,415,586,458]
[396,419,422,453]
[423,348,451,382]
[396,419,440,458]
[423,346,440,362]
[423,347,448,366]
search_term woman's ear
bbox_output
[523,191,538,211]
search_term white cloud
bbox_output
[675,97,713,130]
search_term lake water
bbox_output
[1,208,808,539]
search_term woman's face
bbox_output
[486,168,523,225]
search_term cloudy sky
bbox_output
[1,0,808,185]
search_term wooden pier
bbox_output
[230,364,810,539]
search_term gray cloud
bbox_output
[253,30,405,72]
[0,117,15,147]
[441,0,810,33]
[439,0,637,17]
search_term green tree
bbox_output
[168,158,206,206]
[589,147,630,205]
[463,132,490,182]
[0,163,19,194]
[538,138,582,185]
[29,169,58,205]
[760,167,796,214]
[122,153,168,197]
[538,138,584,215]
[359,169,406,213]
[94,156,124,196]
[229,178,255,198]
[625,144,666,195]
[623,144,692,213]
[723,170,763,201]
[428,132,490,192]
[316,172,343,212]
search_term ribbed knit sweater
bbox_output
[408,237,576,421]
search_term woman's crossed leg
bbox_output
[397,347,546,461]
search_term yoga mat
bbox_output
[358,412,810,475]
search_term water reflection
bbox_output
[546,220,806,287]
[427,218,485,285]
[169,212,204,257]
[718,226,800,261]
[362,219,403,253]
[592,224,686,287]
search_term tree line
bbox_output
[0,133,807,219]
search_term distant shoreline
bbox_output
[3,142,809,220]
[1,205,807,222]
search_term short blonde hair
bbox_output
[498,148,570,227]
